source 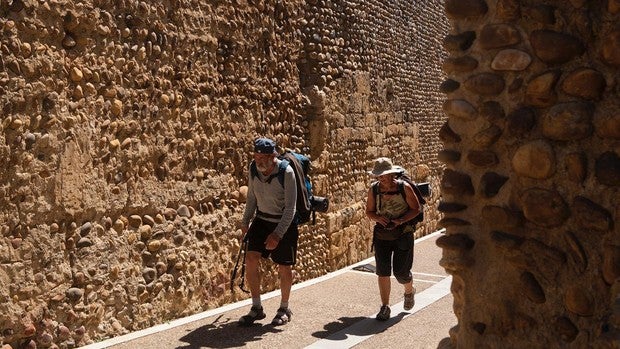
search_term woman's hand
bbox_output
[376,216,391,226]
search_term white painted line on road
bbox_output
[412,271,447,278]
[348,271,443,285]
[304,276,453,349]
[412,278,441,284]
[81,229,446,349]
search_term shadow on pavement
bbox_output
[176,314,283,349]
[311,313,406,341]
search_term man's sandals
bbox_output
[238,306,266,326]
[238,306,292,326]
[271,307,292,326]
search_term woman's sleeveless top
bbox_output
[375,184,409,220]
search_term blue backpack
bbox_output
[250,150,328,225]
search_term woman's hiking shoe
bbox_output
[404,290,415,311]
[271,307,292,326]
[376,305,391,321]
[238,306,266,326]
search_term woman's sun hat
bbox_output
[368,157,402,176]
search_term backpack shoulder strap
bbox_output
[372,181,380,196]
[275,159,289,186]
[411,182,427,206]
[372,181,381,209]
[397,180,406,200]
[250,160,258,180]
[399,179,427,206]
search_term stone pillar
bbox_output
[439,0,619,347]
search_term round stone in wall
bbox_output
[561,68,606,100]
[512,140,556,179]
[529,5,557,25]
[521,188,569,228]
[506,107,536,138]
[443,56,479,74]
[479,101,505,123]
[491,49,532,71]
[438,202,468,213]
[520,271,546,304]
[525,70,560,107]
[443,99,477,120]
[602,245,620,284]
[595,151,620,186]
[440,79,461,93]
[601,26,620,66]
[554,316,578,342]
[480,172,509,197]
[594,112,620,139]
[443,31,476,51]
[572,196,613,232]
[473,124,502,148]
[463,73,505,96]
[479,24,521,49]
[530,30,585,64]
[438,150,462,164]
[564,286,594,316]
[439,122,462,143]
[542,102,593,141]
[445,0,489,18]
[565,152,588,183]
[441,169,475,196]
[467,150,499,167]
[481,205,522,228]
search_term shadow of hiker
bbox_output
[311,313,406,341]
[176,315,283,349]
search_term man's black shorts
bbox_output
[246,217,299,265]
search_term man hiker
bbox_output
[237,137,298,326]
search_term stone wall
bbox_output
[0,0,448,347]
[438,0,619,348]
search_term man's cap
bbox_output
[254,138,276,154]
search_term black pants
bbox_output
[374,233,414,284]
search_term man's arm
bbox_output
[240,162,257,230]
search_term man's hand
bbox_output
[240,226,249,242]
[265,233,280,250]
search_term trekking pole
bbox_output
[230,236,250,294]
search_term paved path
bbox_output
[81,230,455,349]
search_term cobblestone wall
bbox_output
[0,0,448,347]
[438,0,619,347]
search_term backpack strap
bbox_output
[372,181,381,209]
[275,159,289,186]
[397,180,406,201]
[250,160,258,180]
[412,184,427,206]
[397,178,427,206]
